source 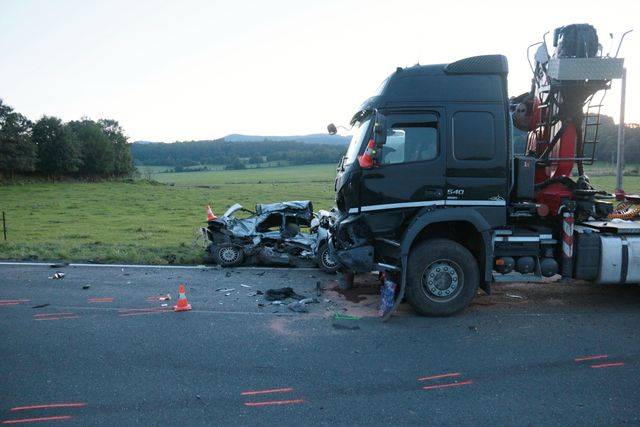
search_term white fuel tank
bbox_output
[598,235,640,284]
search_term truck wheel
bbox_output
[406,239,479,316]
[213,244,244,267]
[317,243,339,274]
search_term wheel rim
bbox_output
[420,259,463,302]
[321,248,337,269]
[219,246,240,263]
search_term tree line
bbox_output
[0,99,134,180]
[131,139,346,168]
[133,114,639,170]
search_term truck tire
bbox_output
[406,239,479,316]
[317,243,339,274]
[213,243,244,267]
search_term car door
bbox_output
[359,110,446,213]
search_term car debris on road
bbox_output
[49,272,65,279]
[264,287,304,301]
[201,201,339,272]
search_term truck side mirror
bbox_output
[327,123,337,135]
[373,112,387,147]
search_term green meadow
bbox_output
[0,163,638,264]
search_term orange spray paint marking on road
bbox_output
[33,313,78,321]
[241,387,294,396]
[418,372,461,382]
[422,380,473,390]
[244,399,304,407]
[2,415,72,424]
[88,297,114,303]
[10,403,86,412]
[590,362,625,369]
[0,300,29,305]
[574,354,608,362]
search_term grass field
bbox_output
[1,163,638,264]
[0,164,337,264]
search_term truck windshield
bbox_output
[344,114,371,166]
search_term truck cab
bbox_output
[330,55,511,316]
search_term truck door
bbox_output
[359,111,445,214]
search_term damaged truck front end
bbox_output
[329,107,404,278]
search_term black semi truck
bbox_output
[328,24,639,318]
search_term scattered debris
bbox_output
[225,271,232,278]
[257,303,265,308]
[158,294,171,301]
[316,281,322,297]
[49,263,68,268]
[49,272,65,279]
[240,284,251,288]
[82,285,91,290]
[247,290,264,297]
[32,303,50,309]
[468,325,478,332]
[333,313,360,321]
[332,323,360,331]
[264,287,303,301]
[378,274,397,317]
[216,288,235,292]
[288,301,309,313]
[506,293,525,300]
[270,301,285,305]
[256,271,266,276]
[161,303,168,307]
[287,297,318,313]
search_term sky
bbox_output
[1,0,638,142]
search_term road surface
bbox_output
[1,263,639,425]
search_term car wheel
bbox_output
[317,243,339,274]
[213,244,244,267]
[406,239,479,316]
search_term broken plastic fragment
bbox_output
[333,312,360,321]
[378,276,397,317]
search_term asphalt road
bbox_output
[1,263,639,425]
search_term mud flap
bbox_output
[479,281,491,295]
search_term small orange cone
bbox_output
[206,205,217,221]
[174,284,192,312]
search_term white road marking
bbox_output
[0,261,321,271]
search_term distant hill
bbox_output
[133,133,350,146]
[222,133,350,145]
[131,137,348,168]
[133,140,163,145]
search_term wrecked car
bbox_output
[202,200,339,272]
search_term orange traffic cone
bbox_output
[357,138,376,168]
[206,205,217,221]
[174,284,192,312]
